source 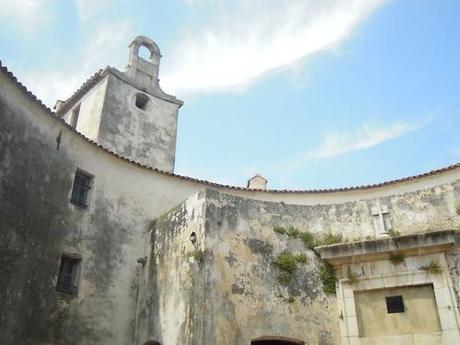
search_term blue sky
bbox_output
[1,0,460,189]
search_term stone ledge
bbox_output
[109,67,184,106]
[316,230,457,265]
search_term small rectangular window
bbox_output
[71,170,92,208]
[56,255,81,295]
[70,104,80,128]
[385,295,405,313]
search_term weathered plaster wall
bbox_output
[333,250,460,345]
[201,188,340,345]
[209,181,460,246]
[98,72,180,172]
[61,69,180,173]
[0,87,88,344]
[355,285,441,337]
[0,71,200,345]
[195,188,460,344]
[447,243,460,312]
[62,75,108,141]
[135,192,207,345]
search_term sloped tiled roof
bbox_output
[56,68,106,115]
[2,60,460,194]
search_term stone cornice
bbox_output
[315,230,457,265]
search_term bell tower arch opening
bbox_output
[126,35,162,89]
[139,45,152,60]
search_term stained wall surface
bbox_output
[0,70,199,345]
[142,187,460,345]
[201,188,340,345]
[97,71,180,172]
[135,191,208,345]
[355,285,441,337]
[61,74,108,141]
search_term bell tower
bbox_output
[125,36,162,90]
[57,36,183,173]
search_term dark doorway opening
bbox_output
[252,338,304,345]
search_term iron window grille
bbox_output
[71,170,92,208]
[385,295,405,313]
[56,256,80,295]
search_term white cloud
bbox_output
[162,0,387,95]
[0,0,52,33]
[10,0,387,105]
[305,121,425,161]
[75,0,111,21]
[270,118,430,178]
[20,21,133,106]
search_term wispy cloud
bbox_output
[162,0,387,95]
[176,118,430,187]
[0,0,52,33]
[306,121,421,160]
[8,0,388,105]
[271,118,431,180]
[20,21,133,106]
[75,0,111,21]
[288,118,426,171]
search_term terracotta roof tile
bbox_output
[56,68,106,115]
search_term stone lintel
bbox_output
[315,230,456,266]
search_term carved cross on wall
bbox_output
[371,203,391,237]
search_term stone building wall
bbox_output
[61,74,108,141]
[97,70,181,172]
[197,188,460,344]
[135,191,208,345]
[0,69,199,345]
[140,186,460,344]
[201,188,339,345]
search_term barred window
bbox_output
[71,170,92,208]
[56,255,80,295]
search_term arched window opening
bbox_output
[135,93,149,110]
[139,45,152,60]
[144,341,161,345]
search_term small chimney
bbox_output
[54,100,66,113]
[247,174,268,190]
